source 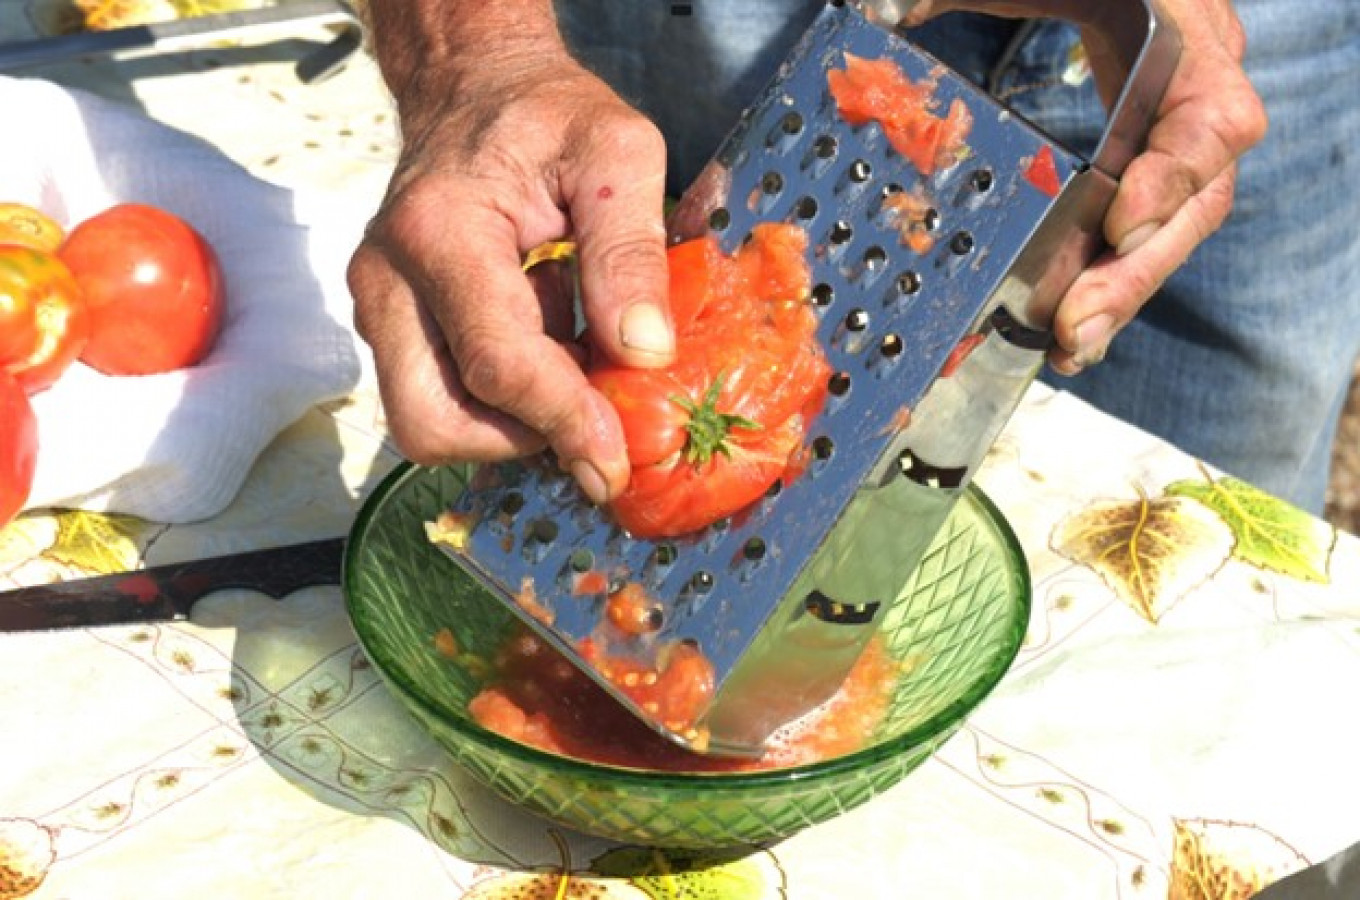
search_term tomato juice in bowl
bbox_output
[451,619,900,774]
[343,462,1030,848]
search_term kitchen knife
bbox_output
[0,536,345,632]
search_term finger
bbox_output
[347,240,547,461]
[1048,164,1240,373]
[1101,49,1266,257]
[561,112,676,369]
[420,200,632,501]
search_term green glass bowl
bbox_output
[343,462,1030,849]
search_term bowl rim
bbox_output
[343,460,1031,788]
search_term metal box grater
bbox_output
[428,0,1180,757]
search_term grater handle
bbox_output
[1082,0,1183,179]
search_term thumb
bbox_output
[564,112,676,369]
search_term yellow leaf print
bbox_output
[1169,818,1309,900]
[1051,494,1234,623]
[46,509,150,575]
[1168,476,1336,584]
[0,818,56,900]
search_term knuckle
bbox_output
[346,246,395,344]
[455,334,529,409]
[592,233,668,282]
[595,110,667,162]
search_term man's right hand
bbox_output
[348,0,676,503]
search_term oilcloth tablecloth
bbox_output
[0,75,365,523]
[2,13,1360,898]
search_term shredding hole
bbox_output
[812,435,835,461]
[896,271,922,295]
[707,207,731,231]
[880,334,904,357]
[812,282,835,307]
[804,590,882,625]
[829,220,853,245]
[527,518,559,544]
[761,170,784,195]
[743,537,767,561]
[828,371,851,396]
[845,308,869,332]
[568,548,595,572]
[499,492,525,516]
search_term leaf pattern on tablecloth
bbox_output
[594,847,784,900]
[461,872,649,899]
[0,819,55,900]
[27,0,267,36]
[45,509,153,575]
[1168,818,1310,900]
[1167,476,1336,584]
[1050,494,1235,623]
[457,845,783,900]
[938,725,1170,896]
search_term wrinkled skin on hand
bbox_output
[348,13,676,502]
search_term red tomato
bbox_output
[59,203,223,376]
[0,246,90,394]
[1024,145,1062,198]
[828,52,974,175]
[0,370,38,529]
[589,224,829,539]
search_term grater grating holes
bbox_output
[828,371,851,397]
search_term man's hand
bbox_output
[348,0,675,502]
[899,0,1267,373]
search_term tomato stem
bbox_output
[673,374,761,465]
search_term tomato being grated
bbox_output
[828,52,974,176]
[590,222,830,539]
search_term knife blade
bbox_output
[0,537,346,632]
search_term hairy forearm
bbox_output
[358,0,568,117]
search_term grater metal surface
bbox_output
[429,0,1180,757]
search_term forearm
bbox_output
[359,0,569,122]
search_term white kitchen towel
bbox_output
[0,75,369,523]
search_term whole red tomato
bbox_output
[589,224,829,539]
[0,369,38,529]
[59,203,223,376]
[0,245,90,394]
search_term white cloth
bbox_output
[0,76,368,523]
